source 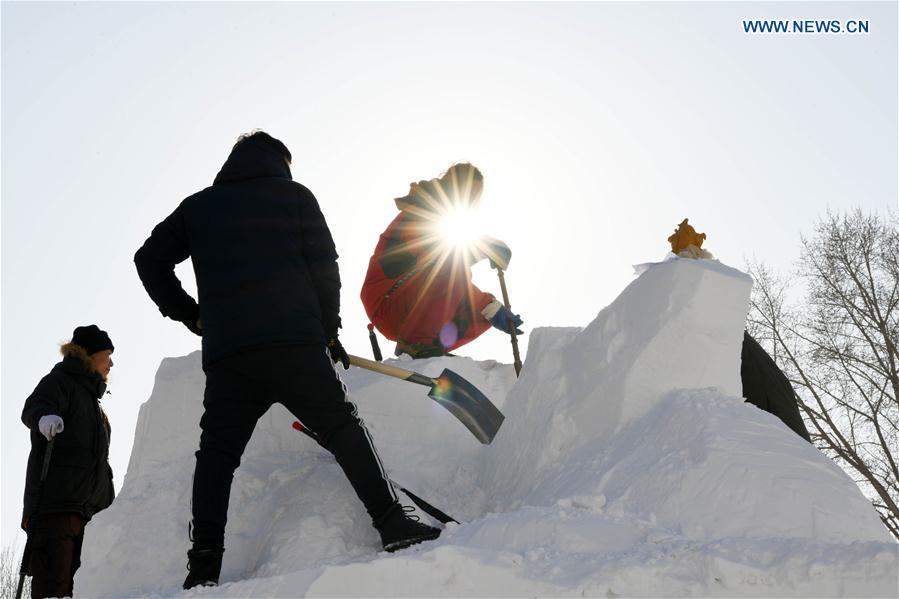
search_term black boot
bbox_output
[375,504,441,552]
[394,340,451,359]
[183,547,224,590]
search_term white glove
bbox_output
[38,415,64,441]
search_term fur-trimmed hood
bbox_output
[61,341,95,370]
[60,342,108,384]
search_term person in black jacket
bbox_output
[741,331,812,442]
[134,131,439,590]
[21,324,115,599]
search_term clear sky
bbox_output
[2,1,897,548]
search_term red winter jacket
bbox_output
[361,186,495,351]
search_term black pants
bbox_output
[190,344,398,549]
[28,513,86,599]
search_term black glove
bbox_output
[183,318,202,337]
[327,337,350,370]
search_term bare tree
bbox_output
[748,209,899,540]
[0,542,28,599]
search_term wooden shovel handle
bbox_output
[495,269,523,376]
[348,355,434,387]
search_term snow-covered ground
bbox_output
[77,259,898,597]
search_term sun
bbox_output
[437,206,484,250]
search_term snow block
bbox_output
[481,258,753,503]
[479,258,890,543]
[124,352,204,485]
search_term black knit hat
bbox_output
[72,325,114,355]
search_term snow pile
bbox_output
[77,259,897,597]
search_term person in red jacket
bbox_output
[361,163,523,358]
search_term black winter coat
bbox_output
[21,357,114,524]
[741,331,812,442]
[134,139,341,368]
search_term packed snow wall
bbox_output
[76,258,895,597]
[478,259,888,543]
[480,259,751,499]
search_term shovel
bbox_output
[494,267,523,377]
[17,438,55,599]
[348,354,504,444]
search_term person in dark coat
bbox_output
[741,331,812,442]
[21,324,115,599]
[134,131,439,590]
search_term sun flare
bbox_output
[437,206,484,250]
